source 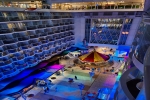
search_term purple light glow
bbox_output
[124,56,128,61]
[104,76,116,88]
[37,61,48,68]
[47,64,64,69]
[128,65,131,69]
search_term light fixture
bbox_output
[122,32,125,34]
[98,30,102,33]
[125,32,128,34]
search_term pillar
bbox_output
[144,47,150,100]
[74,13,85,46]
[125,17,142,46]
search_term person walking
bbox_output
[72,69,74,72]
[75,76,77,80]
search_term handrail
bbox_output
[132,54,144,73]
[120,67,137,100]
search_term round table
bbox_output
[51,77,56,79]
[27,94,34,97]
[88,93,94,97]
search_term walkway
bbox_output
[27,61,122,100]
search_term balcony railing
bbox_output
[29,35,38,39]
[0,28,13,34]
[55,30,60,33]
[66,29,69,31]
[37,25,46,28]
[61,30,65,32]
[52,3,142,10]
[53,16,60,19]
[9,16,20,21]
[53,24,59,26]
[39,33,47,36]
[40,16,50,19]
[18,36,30,41]
[69,27,74,30]
[70,22,74,24]
[27,26,37,30]
[64,22,70,25]
[27,16,39,20]
[48,32,54,35]
[46,24,53,27]
[13,27,26,32]
[144,18,150,23]
[60,23,64,25]
[0,17,9,22]
[3,38,18,44]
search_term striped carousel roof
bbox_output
[79,50,109,63]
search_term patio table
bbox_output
[97,93,108,99]
[88,93,94,97]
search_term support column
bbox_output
[144,47,150,100]
[125,17,142,46]
[136,86,146,100]
[74,13,85,46]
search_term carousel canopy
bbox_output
[79,50,109,63]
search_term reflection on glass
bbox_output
[90,18,123,45]
[134,23,150,64]
[85,19,91,42]
[119,19,133,45]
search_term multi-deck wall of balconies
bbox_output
[0,11,75,80]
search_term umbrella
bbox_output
[79,50,109,63]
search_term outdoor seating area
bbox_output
[68,78,74,83]
[0,44,126,100]
[51,2,143,10]
[1,46,125,100]
[83,92,97,100]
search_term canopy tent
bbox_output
[79,50,109,63]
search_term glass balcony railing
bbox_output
[53,16,60,19]
[53,24,59,26]
[3,38,18,44]
[18,36,30,41]
[144,18,150,23]
[9,16,20,21]
[46,24,53,27]
[64,22,70,25]
[13,27,26,32]
[70,22,74,24]
[61,30,65,32]
[0,17,9,22]
[0,28,13,34]
[37,25,45,28]
[69,27,74,30]
[26,26,37,30]
[29,35,38,39]
[48,32,54,35]
[60,23,64,25]
[26,16,39,20]
[40,16,50,19]
[51,2,143,10]
[39,33,47,36]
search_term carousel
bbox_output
[74,49,113,68]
